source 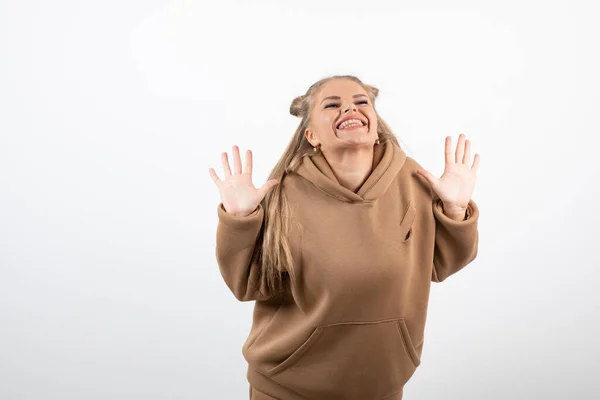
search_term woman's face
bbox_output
[305,79,378,151]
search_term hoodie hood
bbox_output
[292,139,407,203]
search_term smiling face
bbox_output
[305,78,379,151]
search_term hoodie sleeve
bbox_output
[430,198,480,283]
[215,202,275,302]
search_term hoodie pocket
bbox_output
[399,202,416,242]
[264,318,421,400]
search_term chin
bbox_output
[337,139,374,148]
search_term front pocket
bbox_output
[399,202,416,242]
[264,318,421,400]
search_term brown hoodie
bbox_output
[215,140,479,400]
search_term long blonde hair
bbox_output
[256,75,402,300]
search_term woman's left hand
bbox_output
[417,134,480,214]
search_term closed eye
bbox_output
[325,100,369,109]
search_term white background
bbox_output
[1,0,599,398]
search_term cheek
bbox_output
[368,113,377,129]
[318,115,336,129]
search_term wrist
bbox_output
[441,202,468,221]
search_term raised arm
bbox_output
[431,198,479,282]
[216,203,276,301]
[414,133,481,283]
[209,145,280,301]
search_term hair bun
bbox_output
[365,84,379,98]
[289,95,304,117]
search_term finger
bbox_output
[245,149,253,176]
[471,153,480,172]
[222,151,233,177]
[463,138,471,164]
[445,136,454,165]
[232,145,242,175]
[221,152,232,177]
[208,167,222,186]
[258,179,279,199]
[456,133,465,164]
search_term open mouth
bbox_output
[336,118,367,130]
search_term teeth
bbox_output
[338,119,365,129]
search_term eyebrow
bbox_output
[320,94,368,104]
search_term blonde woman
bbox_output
[209,75,480,400]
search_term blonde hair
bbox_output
[256,75,402,300]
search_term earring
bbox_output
[313,143,320,152]
[375,138,380,145]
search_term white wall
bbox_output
[1,0,598,398]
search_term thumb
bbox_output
[416,169,437,187]
[257,179,280,199]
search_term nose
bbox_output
[342,101,357,114]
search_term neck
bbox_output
[322,144,375,193]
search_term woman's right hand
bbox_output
[209,145,279,217]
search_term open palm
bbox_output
[417,134,480,210]
[209,145,279,217]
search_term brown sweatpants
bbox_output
[250,385,279,399]
[249,385,404,399]
[248,366,405,399]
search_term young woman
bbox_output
[209,75,480,400]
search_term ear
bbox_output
[305,128,317,147]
